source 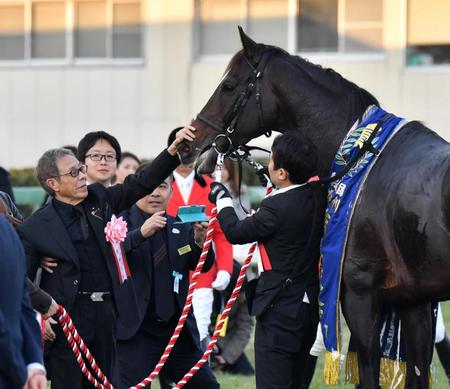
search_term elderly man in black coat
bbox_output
[18,127,195,389]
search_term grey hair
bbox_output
[36,148,76,196]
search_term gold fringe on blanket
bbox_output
[341,353,433,388]
[323,351,340,385]
[345,351,359,384]
[379,358,406,389]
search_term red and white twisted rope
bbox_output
[57,305,113,388]
[55,155,275,388]
[129,211,217,388]
[174,184,273,388]
[57,208,217,389]
[127,154,225,388]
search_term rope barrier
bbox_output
[57,305,112,388]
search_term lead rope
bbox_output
[55,154,226,389]
[57,305,111,388]
[174,163,273,388]
[128,153,226,389]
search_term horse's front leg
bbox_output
[342,256,382,389]
[397,303,433,389]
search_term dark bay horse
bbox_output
[180,28,450,388]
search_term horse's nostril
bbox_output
[180,144,191,154]
[176,141,191,155]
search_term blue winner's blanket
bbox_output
[319,105,406,384]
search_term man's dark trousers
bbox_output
[118,319,219,388]
[255,302,317,389]
[46,297,119,389]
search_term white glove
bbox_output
[211,270,231,291]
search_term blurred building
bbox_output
[0,0,449,167]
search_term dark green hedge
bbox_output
[9,168,39,186]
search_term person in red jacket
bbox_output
[166,129,233,349]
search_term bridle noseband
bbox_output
[196,50,274,156]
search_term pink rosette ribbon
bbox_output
[105,215,130,284]
[105,215,128,244]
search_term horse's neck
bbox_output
[271,61,368,176]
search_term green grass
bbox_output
[153,301,450,388]
[48,302,450,388]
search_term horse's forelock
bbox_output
[224,49,245,75]
[224,44,285,75]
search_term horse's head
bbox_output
[181,27,280,173]
[180,27,379,175]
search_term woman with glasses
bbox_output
[77,131,121,187]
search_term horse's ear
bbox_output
[238,26,260,64]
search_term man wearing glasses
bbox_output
[77,131,122,187]
[17,127,196,389]
[39,132,122,287]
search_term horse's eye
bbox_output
[222,83,235,92]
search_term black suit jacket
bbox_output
[116,205,214,347]
[0,216,43,389]
[18,150,179,328]
[217,184,325,319]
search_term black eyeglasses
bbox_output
[85,153,117,162]
[56,164,88,178]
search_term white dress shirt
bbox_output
[173,170,195,203]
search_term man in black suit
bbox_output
[0,215,47,389]
[17,127,195,389]
[116,168,219,388]
[209,133,325,389]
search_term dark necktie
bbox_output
[74,205,89,241]
[152,230,175,322]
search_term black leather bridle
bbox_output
[196,50,274,155]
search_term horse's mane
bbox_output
[295,54,380,106]
[226,45,379,110]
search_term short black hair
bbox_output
[77,131,122,164]
[167,127,184,148]
[62,145,78,155]
[135,161,150,175]
[271,133,318,184]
